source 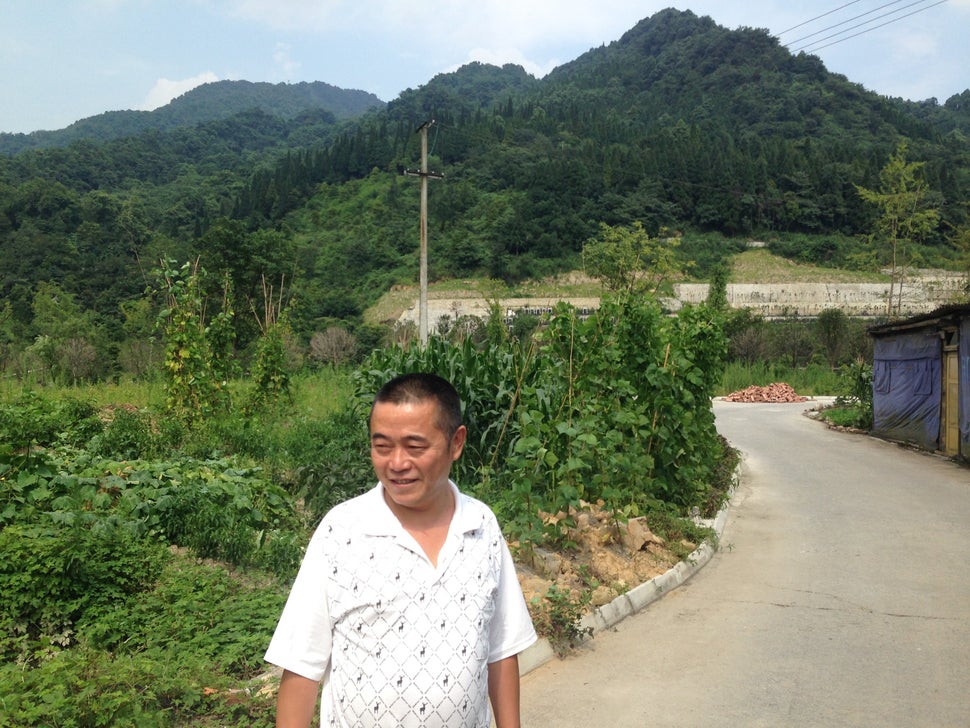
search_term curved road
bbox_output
[520,400,970,727]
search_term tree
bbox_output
[856,144,940,318]
[29,282,104,384]
[951,222,970,301]
[118,297,162,379]
[815,308,849,370]
[706,264,729,310]
[309,327,358,366]
[247,276,292,412]
[582,222,680,296]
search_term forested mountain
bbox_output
[1,8,968,381]
[0,80,384,155]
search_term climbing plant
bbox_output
[155,260,227,424]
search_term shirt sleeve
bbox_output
[487,533,538,663]
[263,522,334,681]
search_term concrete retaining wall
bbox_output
[396,276,966,328]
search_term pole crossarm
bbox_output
[403,169,445,180]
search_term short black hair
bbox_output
[371,373,463,439]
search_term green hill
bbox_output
[0,80,385,155]
[0,8,968,375]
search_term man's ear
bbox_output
[450,425,467,461]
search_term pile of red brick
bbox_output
[723,382,807,403]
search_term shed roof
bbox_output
[868,303,970,337]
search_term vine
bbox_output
[154,260,228,425]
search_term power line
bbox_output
[777,0,867,35]
[790,0,931,52]
[785,0,908,46]
[793,0,947,54]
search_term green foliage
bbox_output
[0,523,167,665]
[833,361,874,430]
[155,260,228,424]
[643,509,715,561]
[704,435,740,518]
[89,407,162,460]
[582,222,681,295]
[0,443,299,571]
[2,9,968,384]
[815,308,850,369]
[27,282,106,385]
[856,143,942,318]
[706,263,729,310]
[529,585,593,657]
[717,361,845,397]
[354,295,728,546]
[278,406,373,524]
[723,312,872,376]
[247,323,291,412]
[0,374,363,725]
[0,392,102,461]
[0,553,283,726]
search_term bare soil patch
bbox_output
[513,501,692,609]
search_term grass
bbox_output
[365,274,605,324]
[727,249,889,283]
[365,249,896,323]
[815,404,869,429]
[0,376,166,409]
[717,361,844,397]
[0,369,353,417]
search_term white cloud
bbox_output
[224,0,349,32]
[894,30,937,58]
[461,46,556,79]
[273,42,302,79]
[221,0,648,46]
[140,71,220,110]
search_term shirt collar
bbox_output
[361,480,484,537]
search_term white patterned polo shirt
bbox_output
[264,481,537,727]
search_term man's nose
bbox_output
[388,447,411,470]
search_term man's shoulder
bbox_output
[455,489,503,534]
[313,485,380,533]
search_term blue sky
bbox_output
[1,0,968,134]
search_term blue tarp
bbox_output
[872,331,941,450]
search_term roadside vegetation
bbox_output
[1,228,887,725]
[1,299,732,724]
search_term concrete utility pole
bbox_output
[404,120,444,345]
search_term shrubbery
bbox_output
[354,297,730,545]
[1,295,732,724]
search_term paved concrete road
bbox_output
[519,400,970,727]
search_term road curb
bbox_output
[518,488,734,677]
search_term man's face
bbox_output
[370,399,466,516]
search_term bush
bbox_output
[280,406,373,524]
[1,583,280,726]
[829,361,873,429]
[0,393,103,453]
[0,524,167,665]
[89,407,158,459]
[353,296,728,546]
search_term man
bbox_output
[265,372,537,727]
